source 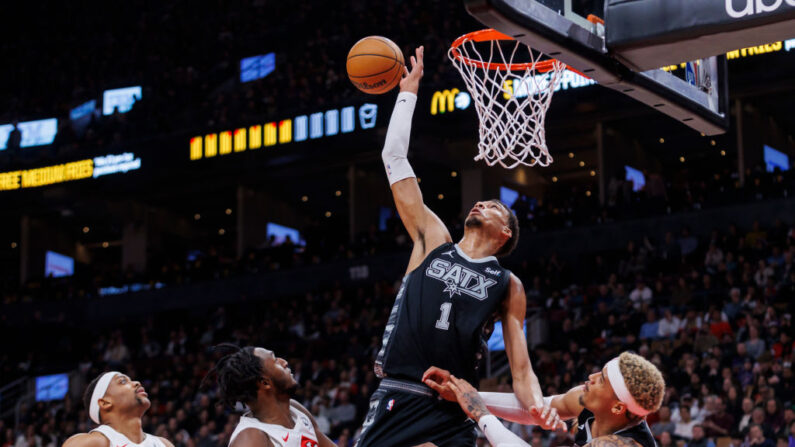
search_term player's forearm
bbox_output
[511,366,543,409]
[382,92,417,185]
[478,415,531,447]
[480,392,558,425]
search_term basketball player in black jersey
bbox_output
[355,46,562,447]
[425,352,665,447]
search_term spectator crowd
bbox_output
[1,212,793,447]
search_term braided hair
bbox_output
[202,344,264,409]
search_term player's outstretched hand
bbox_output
[447,375,491,422]
[529,403,567,431]
[399,46,424,95]
[423,366,456,402]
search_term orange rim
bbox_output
[450,29,588,78]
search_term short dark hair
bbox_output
[490,199,519,258]
[202,344,263,409]
[83,374,103,424]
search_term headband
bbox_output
[89,371,120,424]
[605,358,651,417]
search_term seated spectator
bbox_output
[653,406,677,439]
[707,309,733,339]
[765,399,785,435]
[630,279,653,310]
[737,397,755,433]
[676,405,699,441]
[659,431,675,447]
[745,326,766,359]
[704,396,735,438]
[640,309,661,340]
[658,310,682,339]
[723,288,743,320]
[688,425,716,447]
[744,424,774,447]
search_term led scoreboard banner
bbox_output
[0,152,141,192]
[190,103,378,161]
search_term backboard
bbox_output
[464,0,730,135]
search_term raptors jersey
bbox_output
[229,406,319,447]
[375,242,511,384]
[90,425,167,447]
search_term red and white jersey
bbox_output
[90,425,167,447]
[229,406,319,447]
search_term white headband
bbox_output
[605,358,651,417]
[89,371,120,424]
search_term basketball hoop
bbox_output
[449,29,587,169]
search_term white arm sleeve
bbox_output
[381,91,417,185]
[480,392,555,425]
[478,415,531,447]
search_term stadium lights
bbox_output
[721,150,727,156]
[659,138,665,144]
[10,242,17,249]
[680,156,686,163]
[82,226,90,233]
[552,176,558,183]
[102,242,109,248]
[710,140,717,146]
[568,152,574,158]
[437,194,444,200]
[301,195,309,202]
[225,208,232,215]
[335,190,342,197]
[194,213,201,220]
[218,229,226,235]
[590,170,596,176]
[451,171,458,177]
[325,211,332,218]
[579,161,585,167]
[586,190,592,197]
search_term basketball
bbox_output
[347,36,405,94]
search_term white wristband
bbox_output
[478,414,530,447]
[382,92,417,185]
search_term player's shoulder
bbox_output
[157,437,175,447]
[585,434,642,447]
[230,427,272,447]
[62,432,109,447]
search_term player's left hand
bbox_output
[422,366,456,402]
[528,403,566,431]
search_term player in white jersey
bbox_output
[62,372,174,447]
[206,344,333,447]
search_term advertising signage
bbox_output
[0,152,142,192]
[190,103,378,161]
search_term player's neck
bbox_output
[250,397,295,429]
[458,232,498,260]
[591,413,640,438]
[105,414,146,444]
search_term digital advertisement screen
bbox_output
[500,186,520,207]
[70,100,97,121]
[0,119,58,149]
[764,145,790,172]
[266,223,305,246]
[103,86,142,115]
[625,165,646,192]
[35,373,69,402]
[45,251,75,278]
[240,53,275,83]
[487,320,528,351]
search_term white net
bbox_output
[449,31,569,169]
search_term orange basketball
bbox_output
[347,36,405,94]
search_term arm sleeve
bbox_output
[478,415,531,447]
[381,91,417,185]
[480,392,555,425]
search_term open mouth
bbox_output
[136,388,148,397]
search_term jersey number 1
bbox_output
[435,302,452,330]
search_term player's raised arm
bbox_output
[382,46,451,270]
[500,274,567,430]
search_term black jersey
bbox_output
[374,242,511,384]
[574,409,657,447]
